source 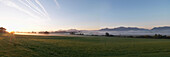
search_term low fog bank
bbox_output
[79,30,170,36]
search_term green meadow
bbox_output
[0,34,170,57]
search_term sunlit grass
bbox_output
[0,34,170,57]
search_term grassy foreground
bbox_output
[0,34,170,57]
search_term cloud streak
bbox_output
[18,0,42,16]
[54,0,60,9]
[0,0,60,20]
[0,0,40,19]
[35,0,50,19]
[25,0,47,17]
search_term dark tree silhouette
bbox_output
[0,27,7,33]
[105,32,110,36]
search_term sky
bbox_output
[0,0,170,32]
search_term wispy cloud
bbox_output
[0,0,61,31]
[25,0,47,17]
[0,0,60,20]
[35,0,50,19]
[54,0,60,9]
[18,0,42,16]
[0,0,40,19]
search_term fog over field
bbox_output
[80,30,170,36]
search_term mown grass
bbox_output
[0,34,170,57]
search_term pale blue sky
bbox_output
[0,0,170,31]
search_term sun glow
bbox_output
[6,30,14,33]
[9,31,15,34]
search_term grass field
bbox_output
[0,34,170,57]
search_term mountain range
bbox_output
[100,26,170,31]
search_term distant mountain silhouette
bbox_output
[152,26,170,31]
[100,27,149,31]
